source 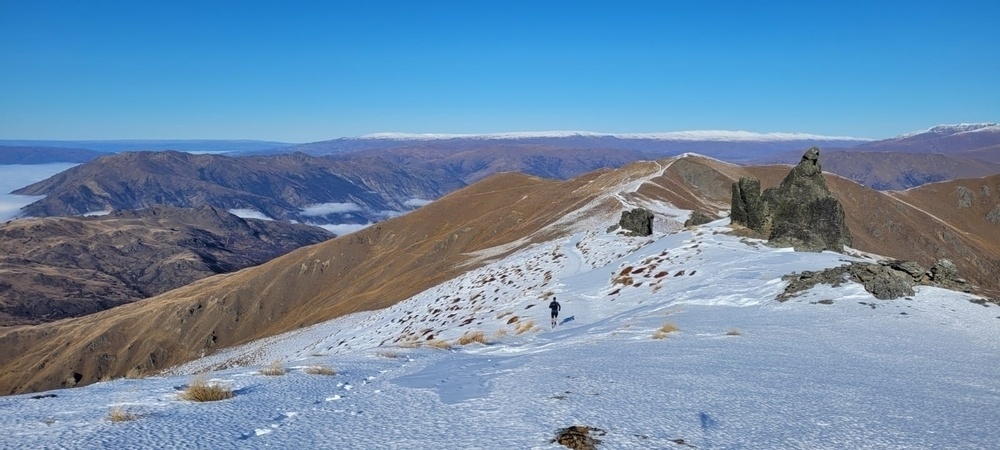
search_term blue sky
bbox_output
[1,1,997,142]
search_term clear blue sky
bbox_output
[1,1,997,142]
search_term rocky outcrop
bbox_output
[618,208,654,236]
[730,178,765,230]
[731,147,852,252]
[553,426,605,450]
[779,258,972,301]
[684,210,714,227]
[987,205,1000,224]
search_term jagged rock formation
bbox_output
[553,426,605,450]
[684,210,714,227]
[618,208,654,236]
[780,258,972,301]
[732,147,852,252]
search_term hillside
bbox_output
[0,205,332,326]
[0,153,997,396]
[13,151,463,224]
[1,208,996,448]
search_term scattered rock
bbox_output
[956,186,974,208]
[684,210,714,227]
[553,425,606,450]
[987,205,1000,224]
[618,208,654,236]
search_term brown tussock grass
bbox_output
[376,349,401,358]
[426,339,453,350]
[726,328,742,336]
[179,376,233,402]
[457,330,488,346]
[107,405,139,422]
[515,320,535,335]
[125,368,147,379]
[259,360,286,376]
[304,365,336,376]
[653,322,679,340]
[494,328,508,339]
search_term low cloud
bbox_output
[0,163,78,222]
[0,195,41,222]
[82,210,111,217]
[316,222,372,236]
[229,208,273,220]
[404,198,432,208]
[300,202,362,216]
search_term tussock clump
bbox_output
[653,322,679,339]
[304,365,336,376]
[179,376,233,402]
[376,349,401,358]
[107,405,139,422]
[726,328,742,336]
[515,320,535,335]
[457,330,488,345]
[259,360,286,376]
[426,339,452,350]
[506,315,520,324]
[494,328,509,339]
[125,368,148,379]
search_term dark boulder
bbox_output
[618,208,654,236]
[684,210,714,227]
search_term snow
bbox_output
[895,123,1000,139]
[356,130,872,142]
[2,207,998,448]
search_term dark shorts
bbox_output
[551,311,559,318]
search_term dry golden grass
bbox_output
[653,322,679,340]
[179,376,234,402]
[426,339,452,350]
[457,330,488,346]
[493,328,508,339]
[125,368,147,379]
[304,365,336,376]
[515,320,535,335]
[107,405,138,422]
[259,360,286,376]
[376,349,401,358]
[726,328,742,336]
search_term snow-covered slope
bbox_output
[3,205,998,448]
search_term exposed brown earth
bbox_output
[1,154,997,395]
[0,205,332,326]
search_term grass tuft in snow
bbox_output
[107,405,138,422]
[726,328,743,336]
[259,360,286,376]
[515,320,535,335]
[376,349,401,358]
[653,322,679,339]
[304,365,336,376]
[457,330,488,346]
[426,339,452,350]
[179,376,234,402]
[494,328,509,339]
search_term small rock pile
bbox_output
[553,425,606,450]
[779,258,971,301]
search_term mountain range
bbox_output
[1,151,997,397]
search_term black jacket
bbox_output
[549,300,561,313]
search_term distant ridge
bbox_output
[356,130,873,142]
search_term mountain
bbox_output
[0,153,996,397]
[0,181,997,448]
[855,123,1000,155]
[289,130,871,162]
[12,151,463,224]
[0,139,293,154]
[0,205,332,326]
[0,146,106,165]
[752,150,1000,190]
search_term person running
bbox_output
[549,297,561,328]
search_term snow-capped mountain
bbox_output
[1,155,998,448]
[896,122,1000,139]
[357,130,870,143]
